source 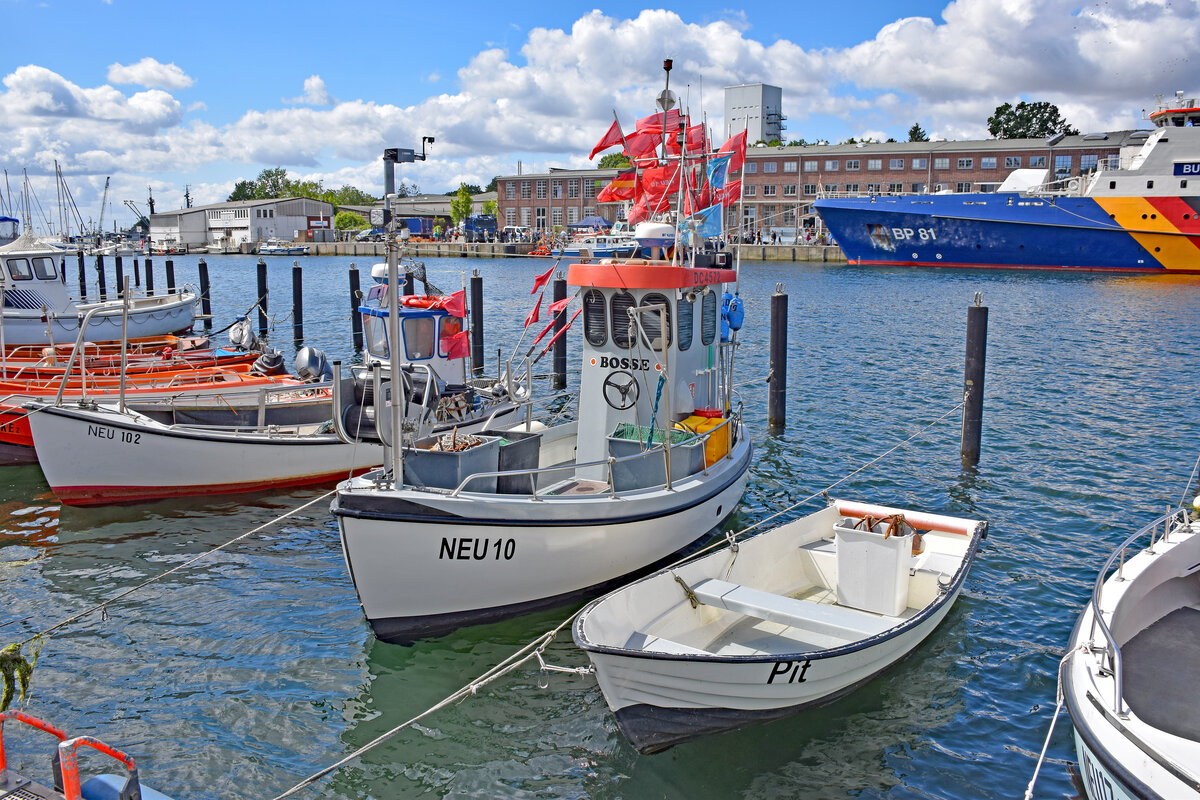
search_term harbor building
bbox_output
[724,83,786,143]
[341,191,498,230]
[149,197,335,251]
[495,168,622,231]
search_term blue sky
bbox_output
[2,0,1197,228]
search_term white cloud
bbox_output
[107,57,194,90]
[285,75,334,106]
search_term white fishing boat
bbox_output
[0,233,197,347]
[26,401,383,505]
[556,233,640,259]
[258,238,309,256]
[573,500,987,753]
[332,242,750,644]
[1063,502,1200,799]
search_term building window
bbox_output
[568,179,579,198]
[535,207,547,227]
[520,181,530,199]
[567,207,579,224]
[889,183,903,193]
[981,157,997,169]
[763,185,777,196]
[506,209,516,225]
[866,183,880,193]
[552,207,563,227]
[536,181,547,199]
[1005,156,1022,168]
[1054,154,1072,179]
[782,185,797,196]
[783,161,798,173]
[957,158,973,169]
[743,184,757,197]
[824,184,838,193]
[584,205,595,218]
[911,182,924,193]
[845,184,859,194]
[912,158,927,169]
[1081,154,1098,173]
[583,180,597,199]
[763,162,778,173]
[956,182,972,192]
[743,163,757,174]
[804,161,818,172]
[867,159,882,171]
[1029,155,1047,167]
[803,184,817,195]
[890,158,904,170]
[845,160,860,171]
[505,183,516,200]
[824,160,839,171]
[552,180,562,199]
[520,208,531,226]
[934,157,949,170]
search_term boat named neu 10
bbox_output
[332,247,751,644]
[574,500,987,753]
[814,94,1200,273]
[1064,503,1200,800]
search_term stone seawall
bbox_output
[308,241,847,263]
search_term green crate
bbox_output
[610,423,691,446]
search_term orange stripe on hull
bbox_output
[1093,197,1200,270]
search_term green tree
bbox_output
[334,211,368,230]
[227,180,256,202]
[450,183,474,225]
[907,123,928,142]
[485,176,499,193]
[597,153,631,169]
[481,199,498,216]
[396,179,420,197]
[987,101,1079,139]
[446,183,483,196]
[256,166,292,198]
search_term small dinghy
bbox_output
[573,499,987,753]
[1064,503,1200,799]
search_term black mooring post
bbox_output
[768,283,788,430]
[469,269,484,375]
[133,258,141,288]
[403,269,415,296]
[95,254,107,301]
[114,256,124,299]
[552,274,567,390]
[291,260,304,343]
[256,257,269,336]
[349,263,363,351]
[165,258,176,293]
[961,296,989,464]
[198,258,212,329]
[145,256,155,296]
[76,251,87,301]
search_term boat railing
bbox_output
[448,409,741,498]
[1086,505,1190,716]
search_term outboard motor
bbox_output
[294,346,332,382]
[250,349,287,376]
[228,316,260,351]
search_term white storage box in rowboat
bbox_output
[833,517,913,616]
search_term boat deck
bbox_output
[1123,605,1200,741]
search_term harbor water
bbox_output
[3,254,1199,798]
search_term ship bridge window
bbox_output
[32,257,56,280]
[5,258,32,280]
[402,316,436,360]
[638,293,672,350]
[583,289,607,346]
[701,290,717,346]
[677,294,694,351]
[611,291,636,349]
[364,314,389,358]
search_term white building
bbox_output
[149,197,335,250]
[724,83,786,143]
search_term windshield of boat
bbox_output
[32,256,57,280]
[6,258,32,280]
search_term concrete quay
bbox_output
[306,241,847,263]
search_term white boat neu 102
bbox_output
[573,499,987,753]
[1064,502,1200,800]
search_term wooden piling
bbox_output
[961,296,988,464]
[114,256,124,298]
[133,258,141,288]
[96,254,107,301]
[552,274,567,390]
[469,270,484,375]
[256,258,269,336]
[349,263,363,351]
[145,257,155,296]
[768,284,788,430]
[165,259,176,292]
[403,269,415,296]
[76,250,87,301]
[198,259,212,329]
[292,260,304,342]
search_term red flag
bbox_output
[525,292,542,327]
[435,289,465,318]
[548,295,571,315]
[697,182,712,210]
[721,179,741,207]
[623,130,659,160]
[665,123,706,156]
[641,164,681,208]
[589,118,624,160]
[718,130,747,173]
[596,170,637,203]
[627,194,650,225]
[636,109,682,132]
[531,262,555,295]
[440,329,470,359]
[537,308,583,360]
[529,314,558,348]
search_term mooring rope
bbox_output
[270,396,968,796]
[1022,647,1082,800]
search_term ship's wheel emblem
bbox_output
[602,370,639,410]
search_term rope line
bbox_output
[1023,647,1081,800]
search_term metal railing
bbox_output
[1086,506,1190,715]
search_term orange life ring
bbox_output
[401,296,440,309]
